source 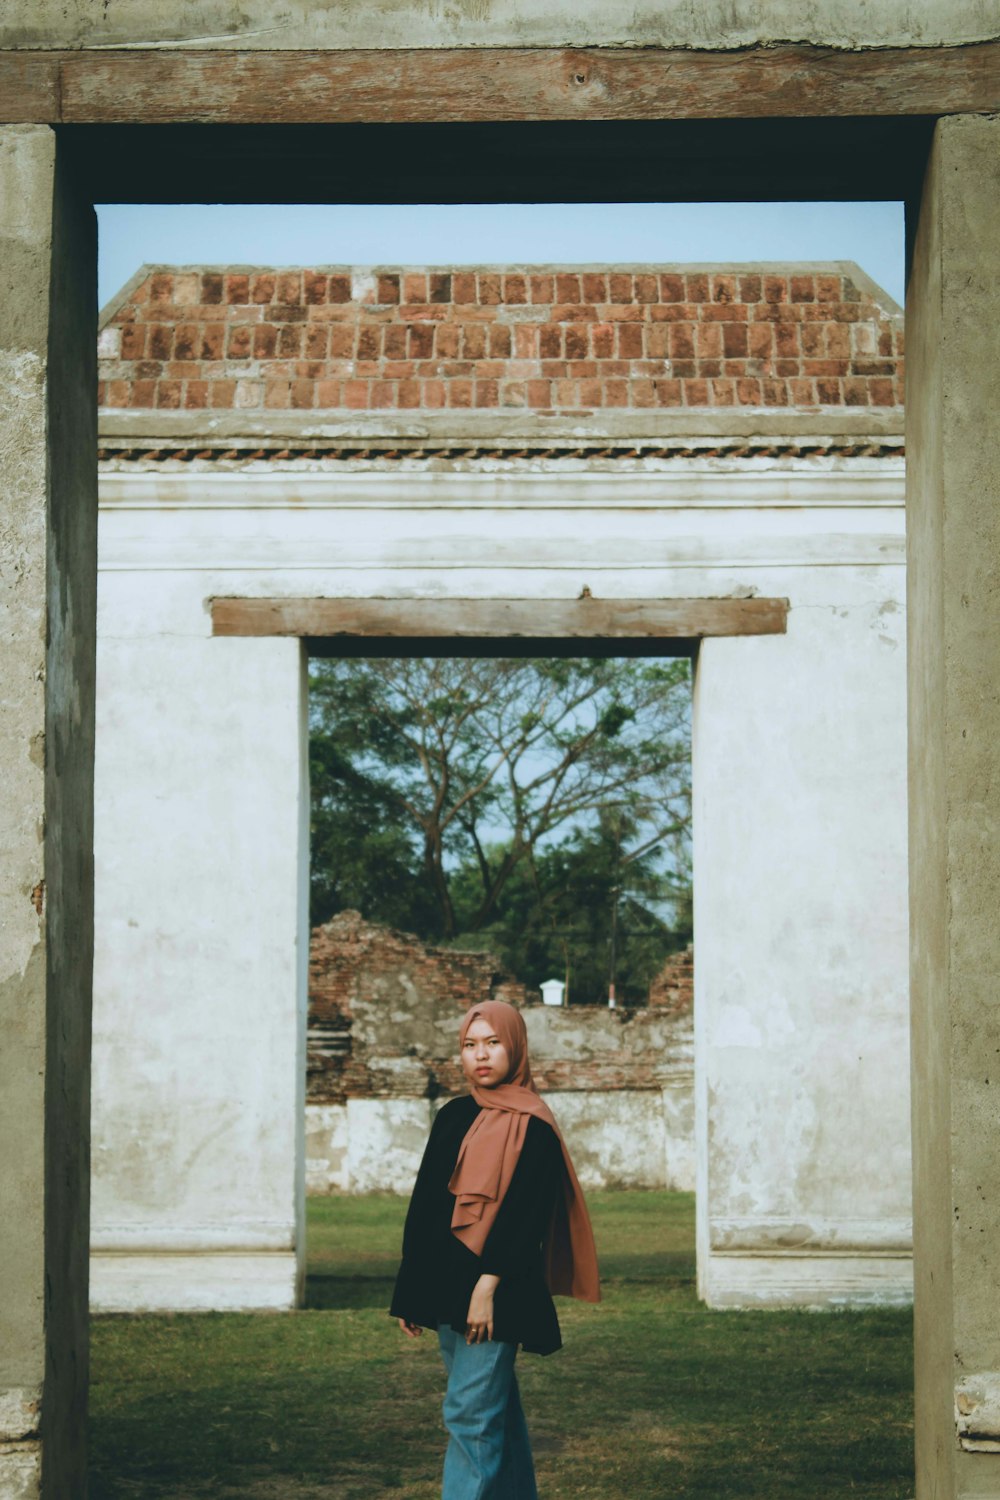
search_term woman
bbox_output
[391,999,601,1499]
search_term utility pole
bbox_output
[608,817,621,1008]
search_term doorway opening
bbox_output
[86,196,913,1494]
[303,643,694,1293]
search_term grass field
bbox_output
[88,1191,915,1498]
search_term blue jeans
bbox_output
[438,1323,539,1500]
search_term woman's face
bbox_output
[461,1016,512,1089]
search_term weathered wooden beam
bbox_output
[1,42,997,125]
[0,52,60,120]
[211,596,789,640]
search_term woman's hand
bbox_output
[397,1317,423,1338]
[465,1274,501,1344]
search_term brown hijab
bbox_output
[448,1000,601,1304]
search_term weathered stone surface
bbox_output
[0,122,96,1500]
[662,1080,696,1191]
[90,637,307,1303]
[907,113,1000,1500]
[0,1445,42,1500]
[955,1372,1000,1453]
[2,0,996,52]
[304,1103,350,1195]
[694,561,911,1308]
[0,1389,41,1443]
[346,1098,435,1195]
[545,1090,669,1191]
[305,1087,696,1194]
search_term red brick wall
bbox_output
[648,945,693,1013]
[308,910,692,1105]
[308,910,529,1104]
[98,264,903,415]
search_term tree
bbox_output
[309,655,691,947]
[448,810,693,1004]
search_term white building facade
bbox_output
[91,411,910,1312]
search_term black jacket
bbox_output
[389,1094,564,1355]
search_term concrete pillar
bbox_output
[693,562,911,1308]
[0,128,97,1498]
[90,618,309,1313]
[907,115,1000,1498]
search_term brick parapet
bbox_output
[98,262,904,417]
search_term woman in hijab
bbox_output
[391,999,600,1499]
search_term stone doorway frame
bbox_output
[1,54,997,1494]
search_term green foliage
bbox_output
[448,813,692,1004]
[309,729,439,935]
[309,656,693,996]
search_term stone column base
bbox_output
[90,1252,299,1313]
[702,1251,913,1309]
[0,1446,42,1500]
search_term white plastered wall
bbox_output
[305,1084,695,1196]
[91,447,909,1309]
[90,574,309,1311]
[693,566,911,1307]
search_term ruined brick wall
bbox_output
[648,944,694,1012]
[98,263,903,415]
[308,910,530,1104]
[308,910,692,1106]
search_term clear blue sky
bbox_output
[97,201,905,314]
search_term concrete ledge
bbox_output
[702,1251,913,1309]
[89,1252,299,1312]
[97,463,907,519]
[97,407,906,447]
[91,1223,295,1251]
[710,1215,913,1253]
[4,10,1000,53]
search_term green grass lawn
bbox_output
[88,1191,914,1498]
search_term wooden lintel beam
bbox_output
[1,42,997,125]
[211,597,789,640]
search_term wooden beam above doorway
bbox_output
[2,42,998,124]
[210,596,789,641]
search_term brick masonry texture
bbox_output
[98,264,904,415]
[648,945,693,1012]
[308,910,693,1105]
